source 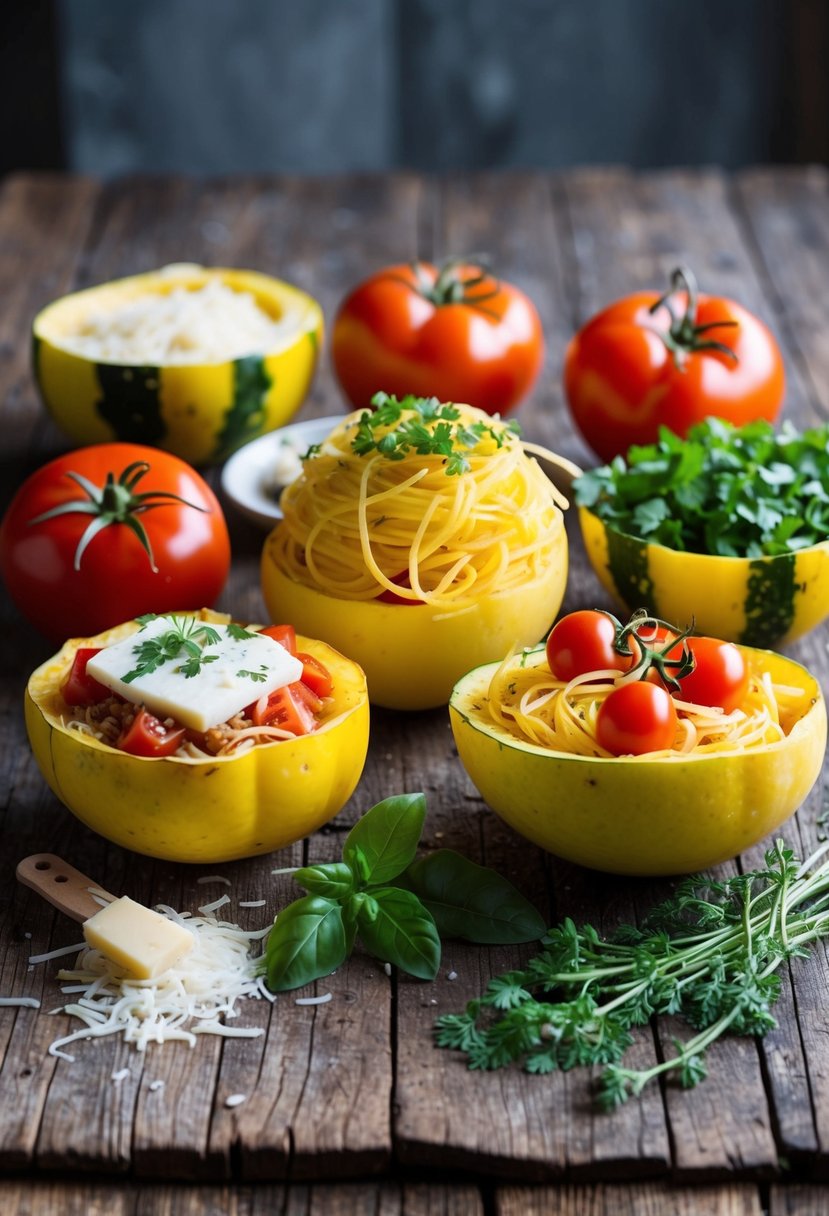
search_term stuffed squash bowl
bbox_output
[25,610,368,863]
[449,636,826,876]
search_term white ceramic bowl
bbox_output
[221,414,343,527]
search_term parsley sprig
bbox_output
[123,615,225,683]
[437,840,829,1108]
[574,417,829,557]
[350,392,519,476]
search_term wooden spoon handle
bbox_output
[16,854,115,924]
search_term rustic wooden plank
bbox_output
[496,1183,764,1215]
[770,1184,829,1215]
[732,166,829,424]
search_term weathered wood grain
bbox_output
[496,1183,764,1214]
[733,166,829,424]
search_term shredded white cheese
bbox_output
[294,993,332,1006]
[35,908,268,1061]
[238,900,267,909]
[61,278,296,365]
[196,875,232,887]
[225,1093,247,1108]
[198,895,231,915]
[0,997,40,1009]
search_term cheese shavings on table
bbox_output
[39,906,273,1061]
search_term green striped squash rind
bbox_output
[579,506,829,647]
[32,267,323,467]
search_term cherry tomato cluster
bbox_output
[546,609,749,757]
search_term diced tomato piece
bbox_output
[260,624,297,655]
[296,652,334,699]
[249,682,319,735]
[62,648,109,707]
[377,571,424,605]
[117,707,186,757]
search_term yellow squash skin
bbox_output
[24,614,369,863]
[580,506,829,648]
[261,523,569,710]
[32,267,323,466]
[450,646,826,876]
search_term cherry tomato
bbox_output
[564,266,785,461]
[0,443,230,643]
[260,624,298,655]
[61,647,108,706]
[332,259,545,416]
[546,610,634,681]
[249,683,320,735]
[677,637,749,712]
[596,682,678,756]
[117,707,186,757]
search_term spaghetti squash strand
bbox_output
[273,407,566,611]
[485,648,805,759]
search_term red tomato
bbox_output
[296,652,334,699]
[564,266,785,461]
[376,571,425,606]
[117,707,186,757]
[249,683,320,734]
[676,637,749,712]
[260,624,298,655]
[332,259,545,416]
[0,443,230,643]
[596,682,678,756]
[61,647,108,706]
[546,610,634,681]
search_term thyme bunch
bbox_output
[436,840,829,1108]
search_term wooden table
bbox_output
[1,169,828,1215]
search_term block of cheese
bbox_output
[83,896,194,978]
[86,617,303,731]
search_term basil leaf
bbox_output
[398,849,546,944]
[343,793,426,885]
[356,886,440,980]
[264,895,346,992]
[293,862,355,899]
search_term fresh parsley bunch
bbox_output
[574,417,829,557]
[350,392,518,476]
[261,793,545,991]
[437,839,829,1108]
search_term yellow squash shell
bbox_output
[32,266,323,466]
[580,506,829,648]
[260,523,569,711]
[25,613,369,863]
[449,646,826,876]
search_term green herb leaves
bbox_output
[262,793,544,992]
[574,418,829,557]
[350,392,519,476]
[436,839,829,1109]
[123,615,222,683]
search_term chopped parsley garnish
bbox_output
[237,669,268,682]
[226,622,255,641]
[574,418,829,557]
[348,391,519,476]
[123,616,222,683]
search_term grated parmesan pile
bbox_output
[37,902,274,1061]
[62,277,295,365]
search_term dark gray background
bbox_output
[3,0,825,176]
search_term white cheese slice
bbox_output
[86,617,303,731]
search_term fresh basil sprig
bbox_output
[574,417,829,558]
[261,793,544,992]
